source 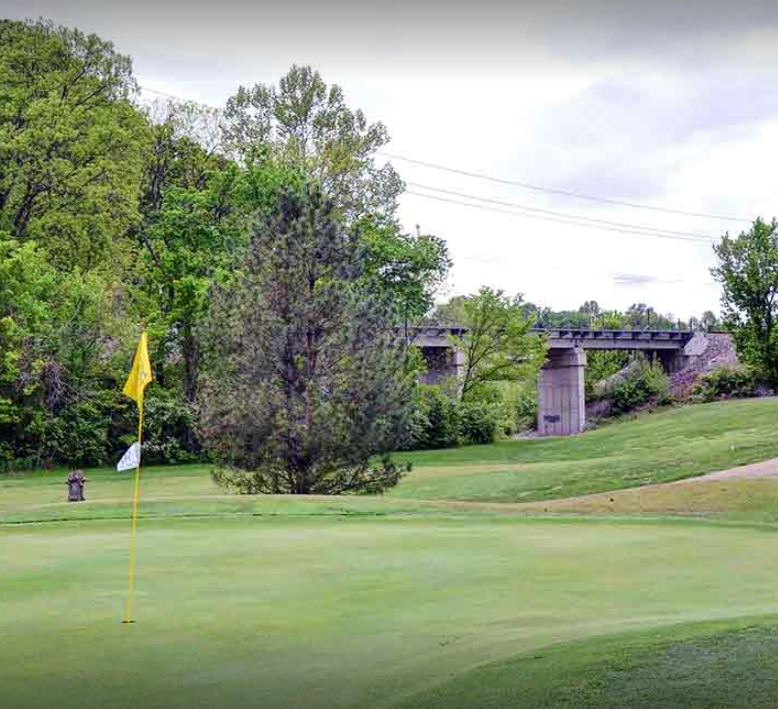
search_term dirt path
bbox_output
[676,458,778,483]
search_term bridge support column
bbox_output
[656,350,688,374]
[537,348,586,436]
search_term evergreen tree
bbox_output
[199,184,413,494]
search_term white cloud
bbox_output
[6,0,778,318]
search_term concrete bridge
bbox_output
[408,326,697,437]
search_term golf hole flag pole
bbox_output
[121,331,153,624]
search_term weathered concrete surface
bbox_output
[540,328,693,351]
[537,348,586,436]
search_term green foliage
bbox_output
[712,218,778,387]
[222,65,402,221]
[199,184,415,494]
[585,350,631,399]
[458,399,500,445]
[0,19,148,269]
[453,287,547,401]
[139,388,201,464]
[409,385,462,449]
[0,237,124,469]
[361,219,450,324]
[523,300,689,330]
[0,19,450,472]
[692,366,759,403]
[609,358,670,414]
[514,381,539,432]
[407,385,503,450]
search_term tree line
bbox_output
[0,19,449,480]
[4,18,778,493]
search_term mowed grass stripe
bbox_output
[395,616,778,709]
[392,398,778,502]
[2,517,778,709]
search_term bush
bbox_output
[408,385,461,449]
[610,358,669,414]
[514,382,538,433]
[407,385,502,450]
[459,399,499,444]
[585,351,631,400]
[136,389,202,465]
[693,366,759,403]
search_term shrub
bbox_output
[514,382,538,432]
[459,399,499,444]
[610,358,669,414]
[408,385,461,449]
[585,351,631,400]
[136,389,202,465]
[407,385,503,449]
[693,366,758,403]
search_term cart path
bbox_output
[676,458,778,483]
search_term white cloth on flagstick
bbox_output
[117,442,141,472]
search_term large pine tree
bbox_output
[199,183,413,494]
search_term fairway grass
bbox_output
[398,618,778,708]
[518,478,778,520]
[5,397,778,707]
[393,397,778,502]
[3,516,778,709]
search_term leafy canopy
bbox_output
[0,19,148,269]
[712,218,778,386]
[451,287,547,401]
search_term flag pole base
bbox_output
[121,620,135,624]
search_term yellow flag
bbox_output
[123,332,153,407]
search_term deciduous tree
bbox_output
[0,19,148,268]
[451,288,547,401]
[712,218,778,386]
[222,65,403,222]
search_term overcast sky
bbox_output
[5,0,778,318]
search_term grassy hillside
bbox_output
[392,398,778,502]
[397,618,778,709]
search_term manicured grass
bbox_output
[519,478,778,520]
[5,397,778,707]
[398,618,778,708]
[3,516,778,709]
[392,398,778,502]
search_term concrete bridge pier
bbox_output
[656,349,689,374]
[537,348,586,436]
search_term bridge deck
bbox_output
[408,326,695,351]
[537,328,694,351]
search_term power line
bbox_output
[381,151,751,224]
[139,85,204,103]
[404,190,715,245]
[406,182,717,241]
[135,84,732,242]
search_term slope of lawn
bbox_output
[391,397,778,503]
[397,617,778,709]
[6,398,778,520]
[518,478,778,520]
[3,514,778,709]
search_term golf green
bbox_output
[2,514,778,708]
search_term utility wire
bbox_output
[405,190,715,245]
[381,151,751,224]
[139,85,198,102]
[406,182,716,240]
[136,84,730,242]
